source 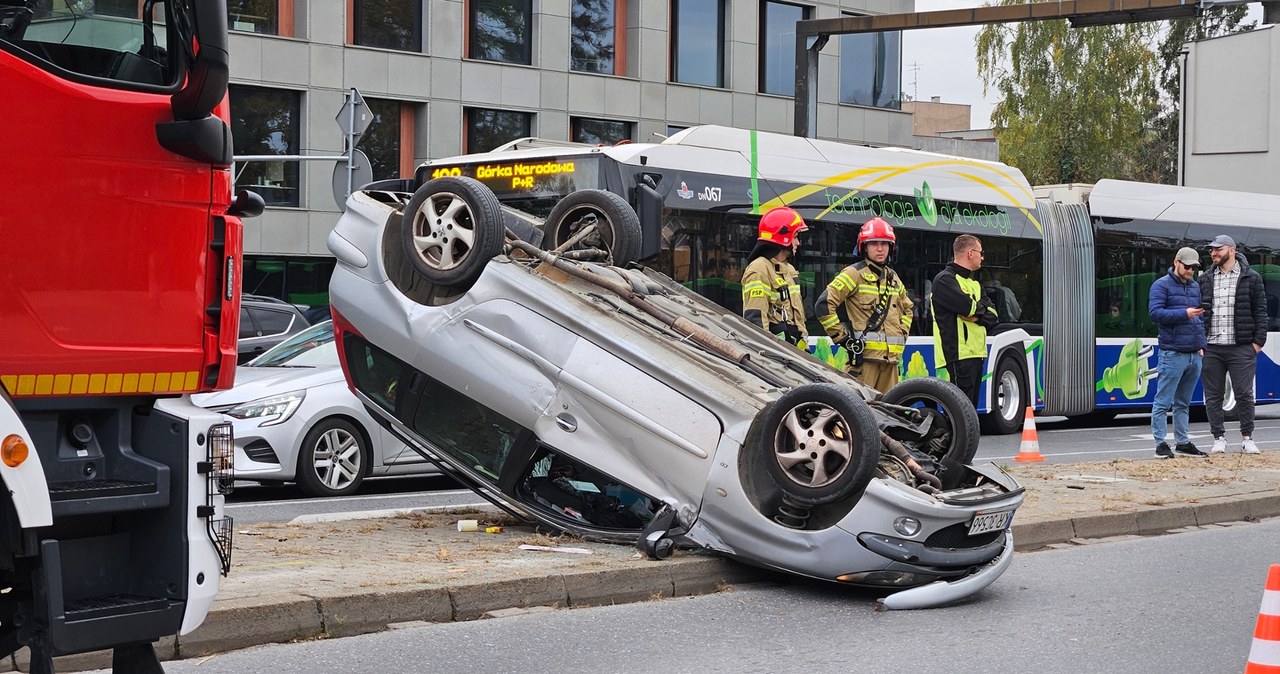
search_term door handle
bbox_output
[555,413,577,433]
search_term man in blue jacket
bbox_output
[1149,247,1209,458]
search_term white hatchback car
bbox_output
[194,321,437,496]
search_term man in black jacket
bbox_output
[1199,235,1268,454]
[930,234,998,408]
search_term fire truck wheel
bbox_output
[296,418,370,497]
[400,177,505,291]
[544,189,642,266]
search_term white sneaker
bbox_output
[1210,437,1227,454]
[1241,438,1260,454]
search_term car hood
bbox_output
[191,366,346,408]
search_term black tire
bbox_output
[754,383,880,506]
[544,189,642,266]
[979,352,1028,435]
[399,177,505,290]
[879,377,980,489]
[295,418,370,497]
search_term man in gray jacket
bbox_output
[1199,235,1268,454]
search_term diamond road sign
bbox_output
[335,89,373,139]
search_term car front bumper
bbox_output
[874,529,1016,610]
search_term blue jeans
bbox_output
[1151,349,1203,446]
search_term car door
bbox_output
[545,336,721,509]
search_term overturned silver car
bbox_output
[327,177,1024,609]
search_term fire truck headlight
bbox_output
[225,391,305,427]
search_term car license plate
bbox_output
[968,509,1013,536]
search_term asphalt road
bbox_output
[113,517,1280,674]
[976,406,1280,464]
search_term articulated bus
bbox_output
[415,125,1279,433]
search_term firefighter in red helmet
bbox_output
[818,217,914,391]
[741,207,809,344]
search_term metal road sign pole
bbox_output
[346,88,358,200]
[233,89,371,206]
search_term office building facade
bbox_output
[226,0,913,305]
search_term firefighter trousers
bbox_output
[851,360,899,393]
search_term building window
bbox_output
[670,0,724,87]
[33,0,136,18]
[571,117,632,145]
[353,0,422,52]
[91,0,141,17]
[759,0,808,96]
[230,85,301,207]
[228,0,279,34]
[242,256,338,307]
[571,0,616,74]
[360,98,411,181]
[840,25,902,110]
[469,0,532,65]
[666,125,688,138]
[466,108,532,153]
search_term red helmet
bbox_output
[757,207,808,247]
[857,217,896,249]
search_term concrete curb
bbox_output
[15,492,1280,672]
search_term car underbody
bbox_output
[328,178,1026,609]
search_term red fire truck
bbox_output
[0,1,252,670]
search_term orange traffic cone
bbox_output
[1246,564,1280,673]
[1013,407,1046,463]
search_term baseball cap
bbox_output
[1175,247,1201,267]
[1207,235,1236,249]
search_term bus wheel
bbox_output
[751,384,879,506]
[879,377,980,489]
[979,352,1028,435]
[544,189,642,266]
[400,177,505,290]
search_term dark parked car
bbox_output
[327,178,1025,609]
[239,294,311,364]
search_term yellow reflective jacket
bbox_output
[741,256,807,338]
[820,261,913,362]
[930,262,997,371]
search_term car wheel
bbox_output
[400,177,505,290]
[544,189,642,266]
[755,383,880,506]
[879,377,980,490]
[979,352,1028,435]
[295,418,370,497]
